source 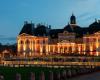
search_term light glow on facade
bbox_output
[17,31,100,57]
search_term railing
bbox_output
[1,61,100,67]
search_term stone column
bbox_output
[23,40,26,51]
[31,40,33,56]
[83,44,86,54]
[45,39,48,55]
[30,72,35,80]
[40,40,42,56]
[67,45,69,53]
[57,72,60,80]
[46,45,48,55]
[49,71,53,80]
[29,39,32,56]
[68,70,72,77]
[72,44,75,53]
[62,70,66,80]
[23,40,26,57]
[16,73,21,80]
[17,40,20,54]
[78,44,81,54]
[63,46,64,53]
[48,45,50,54]
[34,40,37,54]
[96,38,99,51]
[0,75,4,80]
[53,45,55,53]
[33,40,35,56]
[40,71,45,80]
[90,44,93,55]
[57,44,60,53]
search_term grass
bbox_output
[0,66,71,80]
[0,66,97,80]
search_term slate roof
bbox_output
[64,24,73,32]
[89,20,100,34]
[34,24,50,36]
[49,29,63,38]
[19,23,34,35]
[19,19,100,39]
[19,23,50,37]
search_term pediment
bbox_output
[19,33,31,36]
[63,31,69,34]
[60,40,70,43]
[95,31,100,35]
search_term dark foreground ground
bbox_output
[0,66,100,80]
[69,71,100,80]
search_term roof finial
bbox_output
[95,18,97,22]
[31,20,32,24]
[24,21,28,24]
[68,22,69,25]
[72,12,74,16]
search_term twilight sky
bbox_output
[0,0,100,44]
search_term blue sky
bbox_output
[0,0,100,44]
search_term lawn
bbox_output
[0,66,97,80]
[0,66,71,80]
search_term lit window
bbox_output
[26,40,30,44]
[43,40,45,44]
[20,40,23,44]
[37,40,40,44]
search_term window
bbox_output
[43,40,45,44]
[37,40,40,44]
[20,40,23,44]
[26,40,30,44]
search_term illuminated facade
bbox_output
[83,31,100,56]
[17,33,48,57]
[57,31,76,53]
[17,14,100,57]
[17,28,82,57]
[17,31,100,57]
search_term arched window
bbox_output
[43,40,45,44]
[26,39,30,44]
[37,40,40,44]
[20,40,23,44]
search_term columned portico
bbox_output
[57,40,76,54]
[17,33,48,57]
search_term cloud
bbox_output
[78,12,90,19]
[0,36,16,44]
[0,37,16,41]
[0,35,5,37]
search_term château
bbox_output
[17,14,100,57]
